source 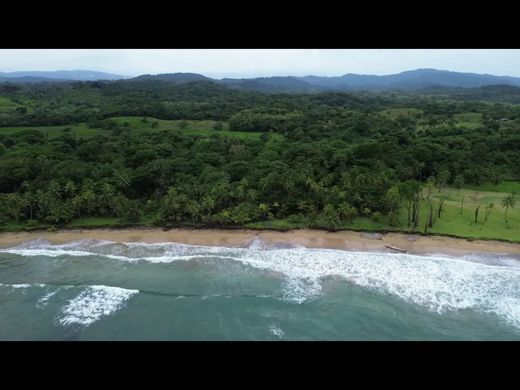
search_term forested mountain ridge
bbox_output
[5,68,520,92]
[0,70,127,82]
[297,69,520,90]
[0,78,519,240]
[126,69,520,92]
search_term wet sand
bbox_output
[1,228,519,257]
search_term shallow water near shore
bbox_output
[1,238,520,340]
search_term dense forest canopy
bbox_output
[0,79,519,235]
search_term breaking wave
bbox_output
[3,238,520,328]
[57,285,138,327]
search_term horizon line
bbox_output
[1,67,520,80]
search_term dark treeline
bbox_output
[0,80,519,228]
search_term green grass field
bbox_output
[109,117,281,140]
[453,112,483,129]
[248,183,520,242]
[414,111,483,132]
[0,97,21,113]
[464,181,519,194]
[0,116,280,141]
[0,123,102,138]
[416,186,519,241]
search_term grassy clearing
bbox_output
[0,97,21,113]
[109,117,280,140]
[0,123,102,138]
[464,181,519,194]
[415,112,483,132]
[0,117,279,141]
[454,112,483,129]
[410,186,519,241]
[248,183,520,242]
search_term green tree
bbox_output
[81,189,96,217]
[3,193,25,223]
[436,169,450,192]
[323,204,339,228]
[99,183,116,216]
[437,195,450,219]
[64,181,77,198]
[501,194,516,223]
[484,203,494,224]
[113,169,131,189]
[257,203,272,220]
[384,186,401,215]
[338,202,357,224]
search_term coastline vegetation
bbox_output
[0,80,519,242]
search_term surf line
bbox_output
[137,289,275,299]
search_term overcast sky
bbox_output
[1,49,519,78]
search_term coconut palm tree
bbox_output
[484,203,494,224]
[323,204,339,228]
[501,194,516,223]
[338,202,357,224]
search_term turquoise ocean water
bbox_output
[1,238,520,340]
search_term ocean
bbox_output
[1,238,520,340]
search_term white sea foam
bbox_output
[0,283,47,288]
[37,289,60,308]
[57,285,139,327]
[11,283,32,288]
[4,238,520,328]
[0,247,132,261]
[269,324,285,338]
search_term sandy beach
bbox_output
[0,228,519,256]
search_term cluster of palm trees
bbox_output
[0,179,136,225]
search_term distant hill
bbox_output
[135,69,520,92]
[297,69,520,90]
[0,70,127,82]
[4,69,520,92]
[415,84,520,103]
[131,73,212,83]
[218,76,320,93]
[128,73,318,92]
[0,76,67,83]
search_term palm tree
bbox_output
[185,200,201,223]
[257,203,271,220]
[5,193,24,223]
[385,186,400,215]
[99,183,116,215]
[64,181,77,198]
[453,175,464,196]
[323,204,339,229]
[484,203,494,224]
[162,187,183,222]
[501,194,516,223]
[48,181,62,200]
[113,169,130,189]
[81,189,96,217]
[23,192,37,220]
[338,202,357,224]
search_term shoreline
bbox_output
[1,227,520,257]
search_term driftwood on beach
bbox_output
[385,245,408,253]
